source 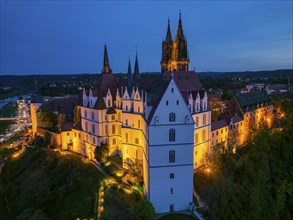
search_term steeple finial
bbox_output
[102,45,112,74]
[133,51,140,80]
[165,17,172,43]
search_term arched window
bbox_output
[84,110,87,118]
[195,133,198,144]
[169,113,176,122]
[196,116,199,127]
[92,124,95,134]
[169,129,175,142]
[202,129,206,142]
[169,150,175,163]
[112,124,115,134]
[135,138,139,145]
[203,114,206,125]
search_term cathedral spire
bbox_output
[165,17,172,43]
[127,58,133,91]
[133,51,140,80]
[102,45,112,74]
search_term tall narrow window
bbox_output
[202,129,206,142]
[112,115,115,120]
[169,129,175,142]
[203,114,206,125]
[195,133,198,144]
[108,99,111,107]
[126,119,128,126]
[92,137,95,145]
[196,116,199,127]
[135,138,139,144]
[112,124,115,134]
[113,138,116,145]
[126,106,128,111]
[171,188,173,194]
[91,112,94,120]
[166,100,169,106]
[85,121,88,132]
[169,113,176,122]
[170,173,174,179]
[196,103,199,111]
[138,107,140,113]
[138,120,141,128]
[126,133,128,142]
[176,100,179,105]
[84,110,87,118]
[92,124,95,134]
[118,112,121,121]
[169,150,175,163]
[105,125,108,135]
[171,88,174,93]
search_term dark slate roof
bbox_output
[163,71,202,92]
[235,91,271,112]
[231,115,243,124]
[61,121,73,132]
[211,119,228,131]
[106,107,116,114]
[73,123,82,131]
[40,96,79,114]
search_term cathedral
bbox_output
[30,13,273,214]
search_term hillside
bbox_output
[0,148,105,220]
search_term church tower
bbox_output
[161,13,189,73]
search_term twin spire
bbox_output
[102,45,112,74]
[164,12,185,43]
[127,52,140,91]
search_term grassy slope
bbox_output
[0,148,105,220]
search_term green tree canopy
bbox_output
[39,109,57,129]
[94,142,109,164]
[130,200,156,220]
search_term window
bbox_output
[105,125,108,134]
[108,99,111,107]
[195,133,198,144]
[171,88,174,93]
[112,115,115,120]
[85,121,88,131]
[118,112,121,121]
[126,133,128,142]
[92,137,95,145]
[196,103,199,111]
[78,133,81,138]
[135,138,139,145]
[203,114,206,125]
[126,119,128,126]
[113,138,116,145]
[171,188,173,194]
[169,150,175,163]
[204,102,207,110]
[195,150,197,155]
[67,132,70,136]
[112,124,115,134]
[216,131,218,135]
[212,132,214,137]
[92,124,95,134]
[221,129,223,134]
[91,112,94,120]
[126,106,128,111]
[196,116,199,127]
[170,173,174,179]
[84,110,87,118]
[169,129,175,142]
[138,107,140,112]
[169,113,176,122]
[138,120,141,128]
[75,132,77,137]
[202,130,206,142]
[176,100,179,105]
[166,100,169,106]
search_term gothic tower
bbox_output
[161,13,189,73]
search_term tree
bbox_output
[129,200,156,220]
[39,109,57,129]
[94,142,109,164]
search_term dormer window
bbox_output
[169,113,176,122]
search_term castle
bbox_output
[30,14,274,213]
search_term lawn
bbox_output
[0,148,105,219]
[159,213,197,220]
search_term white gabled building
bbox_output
[147,77,194,212]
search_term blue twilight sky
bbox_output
[0,1,292,75]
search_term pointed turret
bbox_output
[102,45,112,74]
[175,12,185,41]
[133,52,140,80]
[127,58,133,92]
[165,18,172,43]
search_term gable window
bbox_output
[91,112,94,120]
[176,100,179,105]
[169,150,175,163]
[166,100,169,106]
[169,129,175,142]
[171,88,174,93]
[169,113,176,122]
[170,173,174,179]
